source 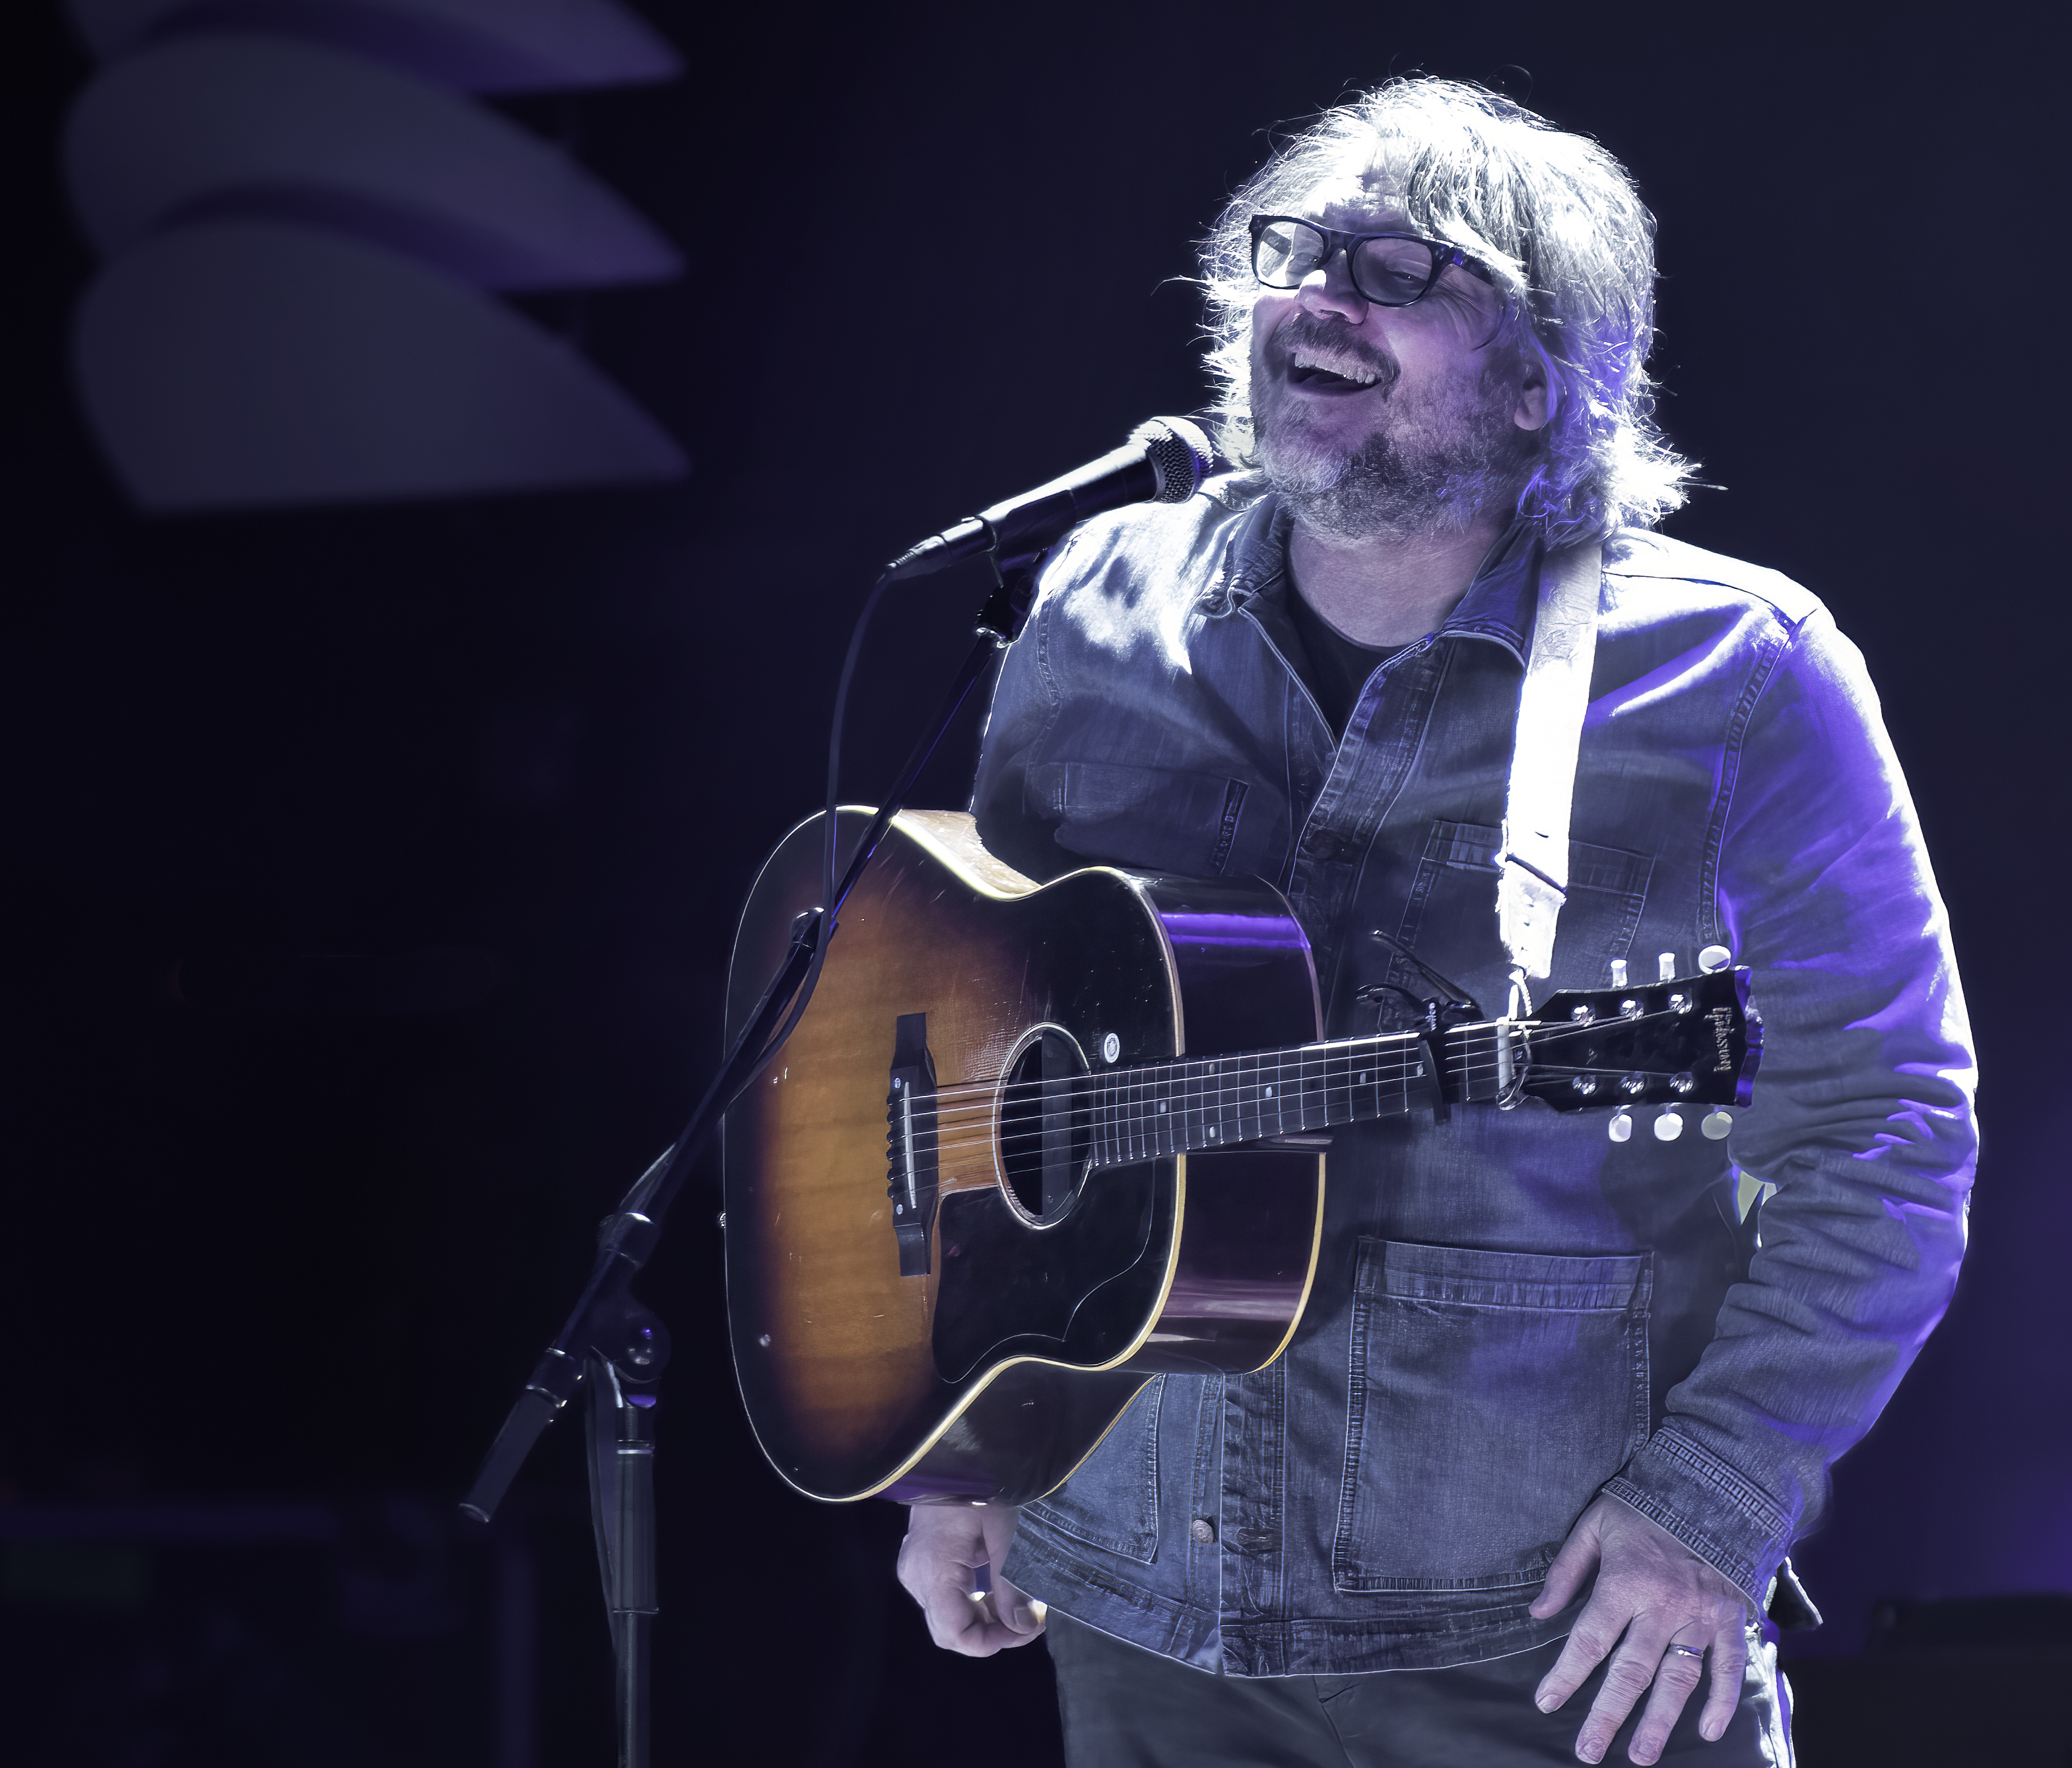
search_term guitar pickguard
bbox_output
[930,1163,1160,1383]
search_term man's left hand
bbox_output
[1528,1495,1751,1765]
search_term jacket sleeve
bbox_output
[1603,605,1977,1606]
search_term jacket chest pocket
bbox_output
[1331,1240,1652,1592]
[1029,762,1284,879]
[1382,820,1652,999]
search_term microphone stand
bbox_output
[460,550,1046,1768]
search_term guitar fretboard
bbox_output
[1080,1024,1517,1168]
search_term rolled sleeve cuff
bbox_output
[1601,1428,1794,1609]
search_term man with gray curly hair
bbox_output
[1198,79,1690,549]
[898,78,1972,1768]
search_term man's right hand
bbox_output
[896,1502,1047,1656]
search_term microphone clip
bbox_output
[974,548,1050,647]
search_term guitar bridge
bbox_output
[886,1012,939,1277]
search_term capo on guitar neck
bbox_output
[1357,930,1487,1126]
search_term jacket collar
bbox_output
[1203,477,1542,667]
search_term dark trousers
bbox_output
[1046,1614,1793,1767]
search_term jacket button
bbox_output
[1189,1518,1215,1544]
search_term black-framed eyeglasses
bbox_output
[1248,215,1496,308]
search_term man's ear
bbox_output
[1513,355,1553,432]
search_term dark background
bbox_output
[3,2,2065,1763]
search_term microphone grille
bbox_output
[1135,417,1219,504]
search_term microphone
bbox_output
[883,416,1219,582]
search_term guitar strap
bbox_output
[1495,538,1604,1019]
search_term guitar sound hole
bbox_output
[998,1031,1092,1223]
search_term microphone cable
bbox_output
[738,416,1220,1091]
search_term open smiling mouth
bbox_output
[1284,350,1387,395]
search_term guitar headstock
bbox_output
[1523,959,1760,1138]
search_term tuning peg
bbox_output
[1698,945,1732,973]
[1658,952,1677,982]
[1609,959,1628,988]
[1702,1110,1733,1140]
[1654,1107,1684,1141]
[1608,1108,1633,1143]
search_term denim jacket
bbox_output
[972,474,1976,1677]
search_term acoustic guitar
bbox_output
[722,809,1759,1507]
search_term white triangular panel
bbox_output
[76,219,688,510]
[67,35,681,289]
[68,0,682,91]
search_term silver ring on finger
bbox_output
[1663,1643,1706,1662]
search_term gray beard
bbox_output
[1253,378,1533,544]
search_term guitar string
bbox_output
[927,1089,1698,1163]
[904,1016,1704,1147]
[914,1036,1707,1151]
[919,1055,1718,1165]
[863,1003,1731,1170]
[889,1002,1708,1114]
[911,1019,1693,1123]
[915,1025,1731,1159]
[925,1059,1438,1161]
[914,1065,1651,1156]
[919,1044,1442,1122]
[912,1040,1448,1112]
[923,1056,1454,1152]
[916,1036,1483,1103]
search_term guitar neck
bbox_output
[1085,1021,1522,1167]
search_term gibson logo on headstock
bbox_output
[1707,1005,1735,1072]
